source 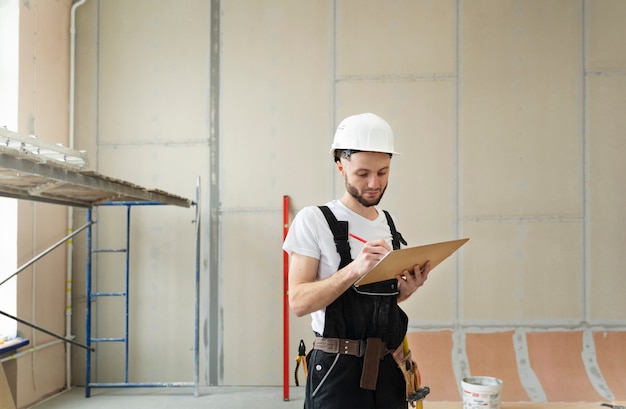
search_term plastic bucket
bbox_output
[461,376,503,409]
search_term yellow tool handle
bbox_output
[404,336,424,409]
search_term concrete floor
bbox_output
[28,386,625,409]
[30,386,306,409]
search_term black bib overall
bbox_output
[305,206,409,409]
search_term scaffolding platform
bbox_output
[0,129,201,398]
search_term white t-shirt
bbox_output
[282,199,395,335]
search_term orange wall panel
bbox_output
[466,331,530,402]
[526,332,603,402]
[408,331,459,401]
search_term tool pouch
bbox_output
[392,343,420,406]
[359,338,384,390]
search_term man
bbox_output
[283,113,431,409]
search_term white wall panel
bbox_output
[587,75,626,321]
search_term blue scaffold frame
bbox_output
[84,181,201,398]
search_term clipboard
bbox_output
[354,238,469,287]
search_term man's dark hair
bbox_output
[333,149,392,163]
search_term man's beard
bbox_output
[345,177,387,207]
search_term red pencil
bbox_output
[349,233,367,243]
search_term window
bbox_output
[0,199,17,339]
[0,0,19,339]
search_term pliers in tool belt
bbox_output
[294,339,308,386]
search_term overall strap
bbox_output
[318,206,407,264]
[318,206,352,269]
[382,210,407,250]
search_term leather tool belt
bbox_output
[313,337,391,390]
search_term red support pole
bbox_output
[283,195,290,401]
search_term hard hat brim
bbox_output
[329,147,400,157]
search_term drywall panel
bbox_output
[16,202,67,399]
[587,75,626,321]
[98,145,202,200]
[69,206,94,386]
[335,0,456,77]
[219,1,336,384]
[587,0,626,70]
[19,0,71,137]
[74,0,98,156]
[335,80,459,322]
[220,0,333,210]
[97,0,210,145]
[15,0,72,407]
[220,209,315,386]
[461,220,582,322]
[16,342,65,402]
[96,146,203,254]
[0,0,18,132]
[220,211,300,385]
[461,0,582,217]
[0,362,15,409]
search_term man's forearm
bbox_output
[289,266,358,316]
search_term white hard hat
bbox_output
[329,113,399,157]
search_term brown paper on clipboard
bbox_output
[354,238,469,287]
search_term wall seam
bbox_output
[454,0,462,330]
[513,328,547,402]
[95,0,101,174]
[452,0,466,395]
[93,0,101,380]
[330,0,337,196]
[452,330,468,396]
[582,330,614,400]
[580,1,614,401]
[582,0,590,327]
[208,0,221,386]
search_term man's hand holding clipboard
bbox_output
[354,238,470,287]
